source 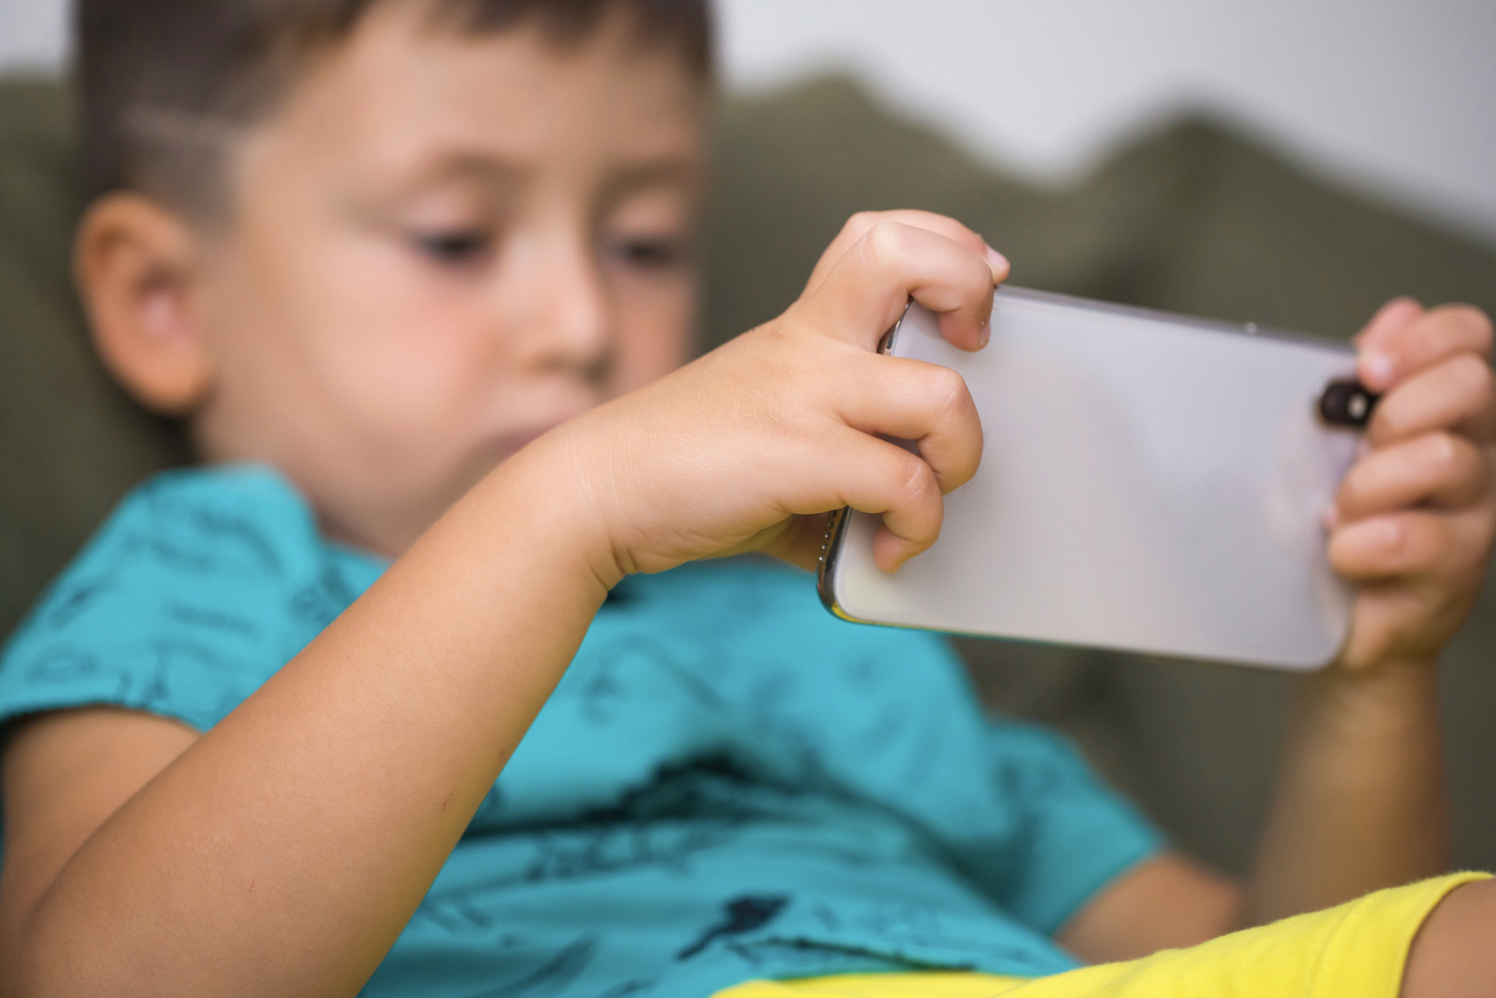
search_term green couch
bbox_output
[4,76,1495,874]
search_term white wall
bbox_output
[0,0,65,72]
[5,0,1495,244]
[716,0,1496,246]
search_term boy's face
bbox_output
[189,2,704,555]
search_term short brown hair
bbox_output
[76,0,712,218]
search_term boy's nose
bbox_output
[509,234,613,380]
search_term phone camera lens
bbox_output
[1318,379,1379,428]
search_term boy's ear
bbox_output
[75,193,213,415]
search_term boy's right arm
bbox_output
[0,211,1003,998]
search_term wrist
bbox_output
[480,429,629,593]
[1319,651,1439,692]
[1294,654,1442,736]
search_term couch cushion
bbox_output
[0,79,189,644]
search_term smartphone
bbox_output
[817,286,1376,671]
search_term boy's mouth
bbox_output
[489,414,581,461]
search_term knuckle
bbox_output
[765,320,808,357]
[1378,518,1409,560]
[925,366,970,420]
[861,220,907,267]
[1366,517,1417,568]
[1445,303,1495,352]
[1448,438,1487,489]
[1433,434,1488,496]
[1424,430,1462,467]
[841,211,884,245]
[1452,351,1495,398]
[961,255,998,296]
[893,453,939,506]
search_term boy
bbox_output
[1,0,1495,995]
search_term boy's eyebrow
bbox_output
[598,159,703,202]
[400,153,527,191]
[379,153,700,203]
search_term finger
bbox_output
[803,210,1008,299]
[832,352,984,494]
[1334,432,1490,520]
[1367,351,1496,446]
[1353,297,1423,352]
[759,512,834,573]
[813,428,945,572]
[1359,303,1493,392]
[1337,582,1461,670]
[799,221,1000,353]
[1327,509,1487,585]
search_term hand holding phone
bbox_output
[819,287,1374,670]
[1325,298,1496,672]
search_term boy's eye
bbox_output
[605,236,690,271]
[413,230,493,265]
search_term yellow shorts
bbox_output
[715,872,1485,998]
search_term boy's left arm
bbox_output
[1058,297,1496,964]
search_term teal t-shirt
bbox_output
[0,465,1161,996]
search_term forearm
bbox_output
[13,447,616,997]
[1248,660,1450,925]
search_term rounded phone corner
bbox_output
[1248,624,1349,672]
[1306,625,1354,672]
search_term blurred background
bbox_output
[4,0,1495,245]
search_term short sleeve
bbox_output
[957,717,1164,933]
[840,659,1164,934]
[0,465,383,733]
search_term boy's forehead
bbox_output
[259,0,705,189]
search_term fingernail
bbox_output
[1322,505,1339,530]
[1362,349,1395,388]
[978,319,991,348]
[985,246,1009,278]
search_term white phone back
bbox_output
[820,287,1363,670]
